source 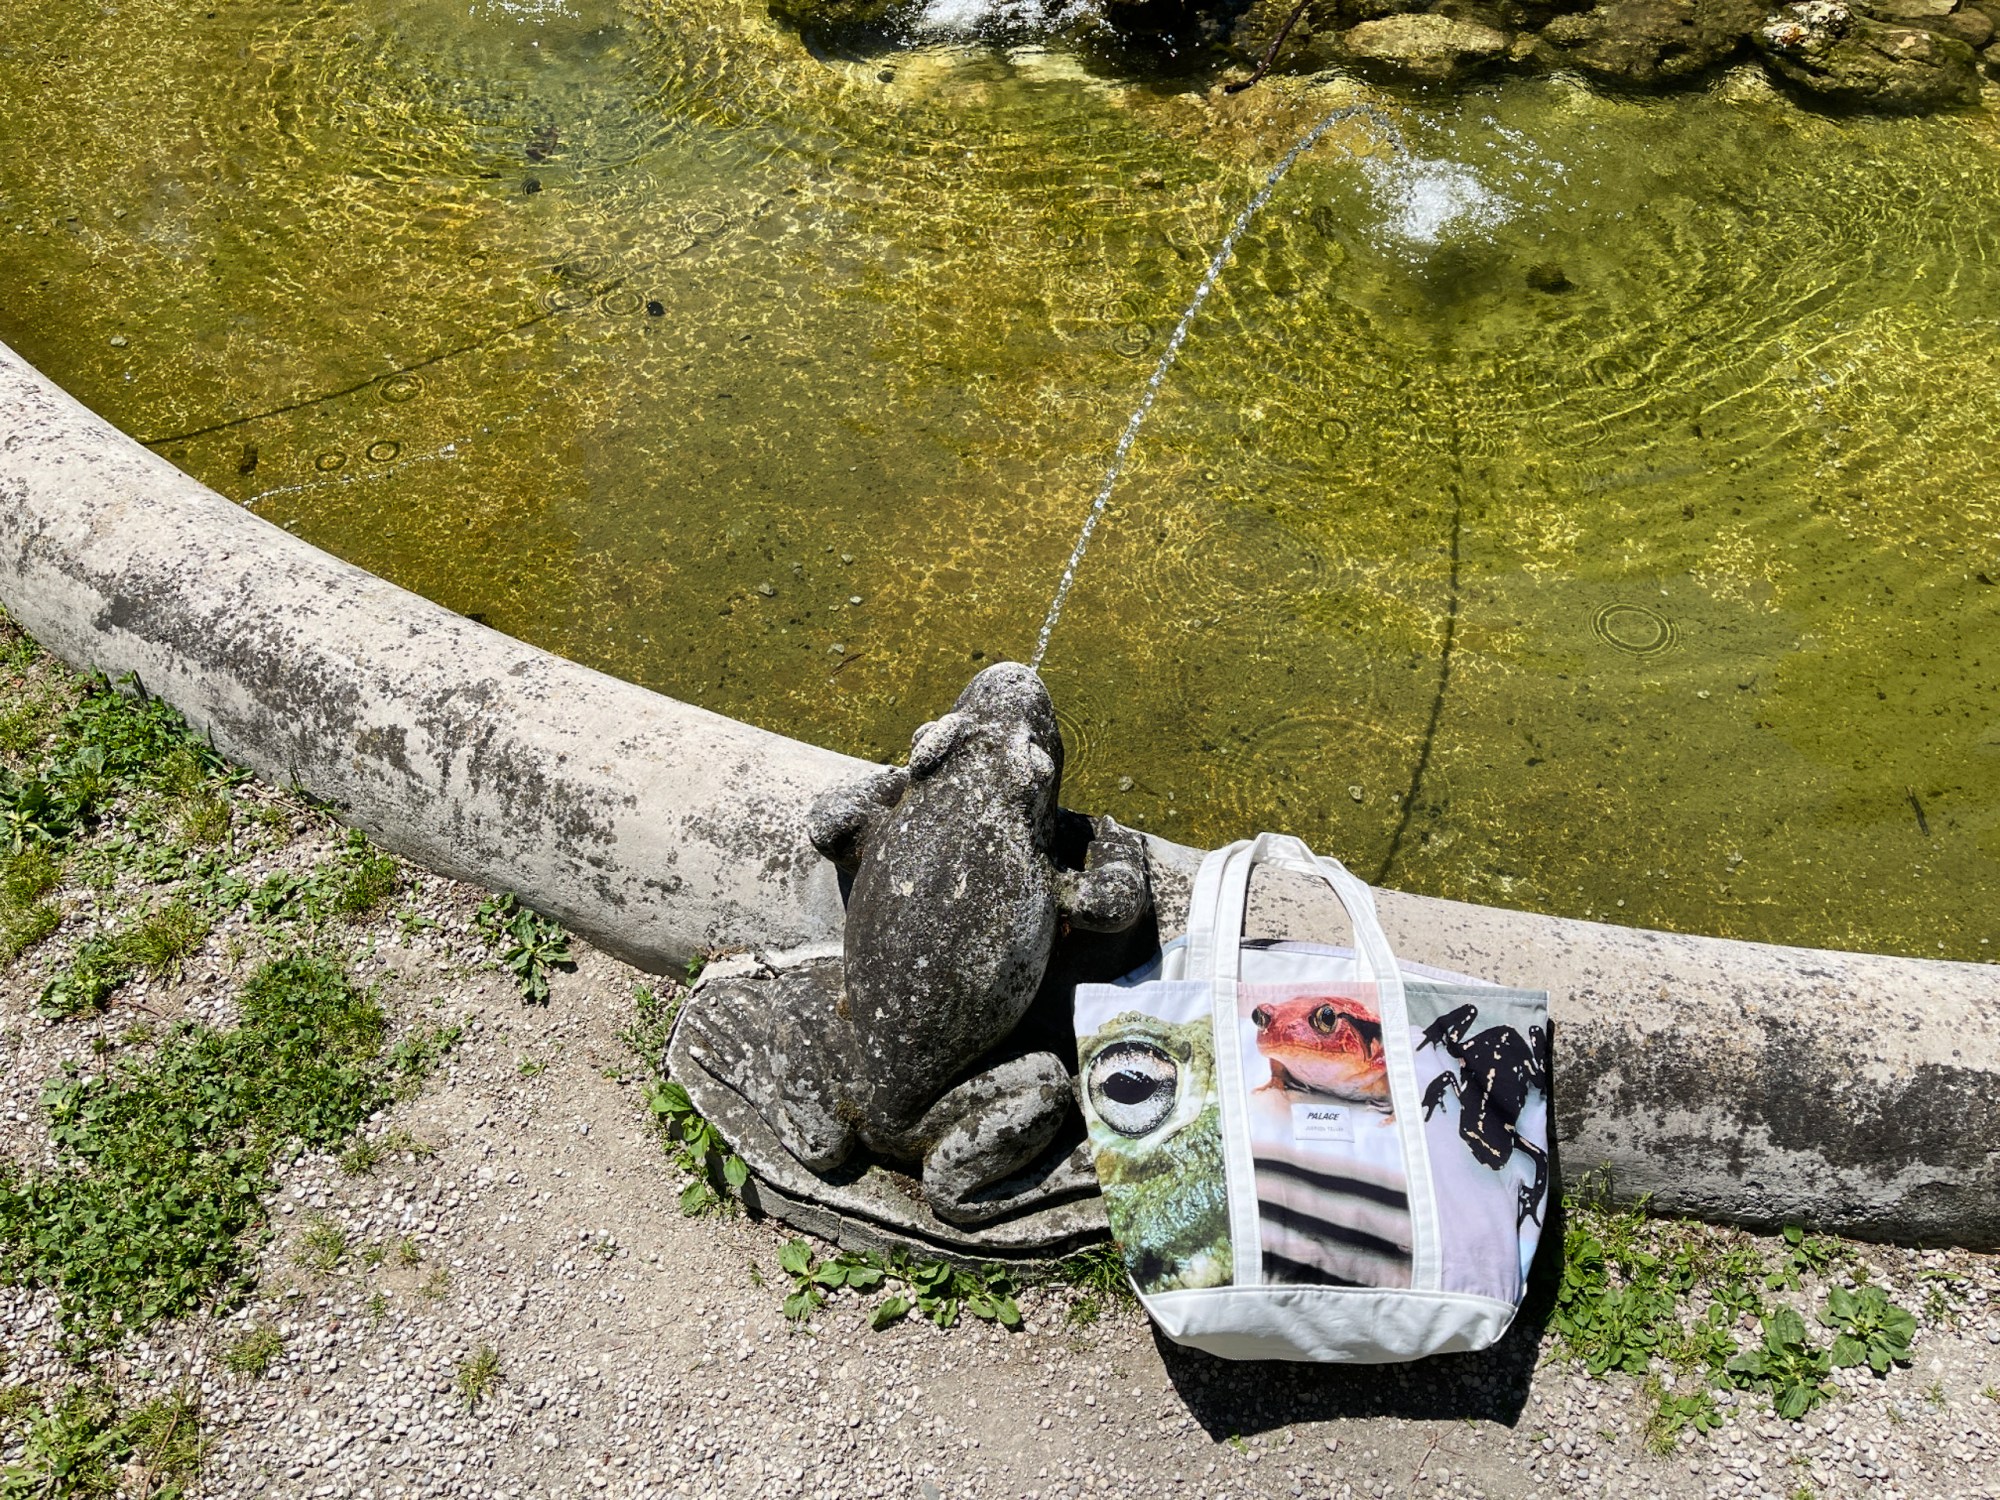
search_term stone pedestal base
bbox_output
[666,958,1109,1264]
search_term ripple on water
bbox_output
[1128,500,1331,626]
[1592,601,1680,658]
[1359,153,1512,255]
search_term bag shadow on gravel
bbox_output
[1154,1160,1570,1436]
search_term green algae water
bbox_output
[3,0,1997,960]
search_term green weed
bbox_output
[37,932,135,1019]
[474,893,573,1003]
[222,1325,284,1378]
[776,1239,1021,1332]
[455,1346,502,1411]
[1551,1209,1682,1377]
[389,1021,461,1089]
[619,983,681,1063]
[394,1237,421,1268]
[1766,1224,1848,1291]
[0,952,392,1347]
[319,831,398,919]
[1641,1377,1721,1452]
[1724,1305,1835,1419]
[644,1079,747,1215]
[1821,1283,1917,1374]
[419,1268,452,1302]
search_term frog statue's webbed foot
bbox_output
[1059,814,1151,934]
[910,1053,1097,1227]
[672,955,855,1173]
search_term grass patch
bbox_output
[245,831,401,931]
[338,1138,385,1176]
[222,1325,284,1378]
[0,953,394,1348]
[1,1381,203,1498]
[294,1215,349,1276]
[455,1346,501,1411]
[2,844,63,906]
[0,900,60,964]
[122,899,209,981]
[1047,1241,1133,1327]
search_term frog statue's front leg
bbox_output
[1060,814,1151,934]
[901,815,1152,1227]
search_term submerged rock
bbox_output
[1341,12,1515,79]
[1534,0,1767,82]
[766,0,903,25]
[1755,0,1981,107]
[1525,260,1576,293]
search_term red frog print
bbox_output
[1250,993,1391,1110]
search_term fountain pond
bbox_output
[1,0,1996,962]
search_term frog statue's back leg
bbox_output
[906,1053,1098,1226]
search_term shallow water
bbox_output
[2,0,1997,959]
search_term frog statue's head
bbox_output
[905,661,1064,826]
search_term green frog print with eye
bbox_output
[1078,1012,1232,1294]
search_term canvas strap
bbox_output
[1184,833,1443,1294]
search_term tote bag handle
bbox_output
[1185,832,1400,993]
[1183,832,1442,1292]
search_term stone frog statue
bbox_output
[697,660,1152,1225]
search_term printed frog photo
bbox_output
[1077,1004,1233,1295]
[1249,991,1391,1110]
[1239,984,1411,1288]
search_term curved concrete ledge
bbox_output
[4,337,1997,1248]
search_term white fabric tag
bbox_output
[1291,1101,1356,1144]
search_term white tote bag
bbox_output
[1074,833,1552,1362]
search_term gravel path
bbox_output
[4,857,1999,1500]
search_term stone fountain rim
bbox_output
[2,336,1997,1251]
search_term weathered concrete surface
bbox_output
[1150,854,2000,1250]
[0,340,859,969]
[3,336,1998,1248]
